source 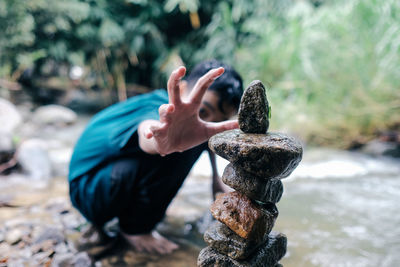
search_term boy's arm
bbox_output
[137,66,238,156]
[208,150,232,199]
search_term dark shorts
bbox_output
[69,157,187,235]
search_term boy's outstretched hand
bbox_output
[138,66,238,156]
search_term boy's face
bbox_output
[198,90,236,122]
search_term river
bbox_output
[173,148,400,267]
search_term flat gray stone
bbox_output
[209,129,303,178]
[204,221,268,260]
[222,163,283,203]
[238,80,269,134]
[198,231,287,267]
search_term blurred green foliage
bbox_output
[0,0,399,146]
[0,0,257,90]
[236,0,400,147]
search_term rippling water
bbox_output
[174,148,400,267]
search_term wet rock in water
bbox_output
[209,129,303,178]
[16,139,52,180]
[198,231,287,267]
[210,191,277,240]
[204,221,268,260]
[238,80,269,134]
[222,163,283,204]
[32,104,77,126]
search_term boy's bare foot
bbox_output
[121,230,179,254]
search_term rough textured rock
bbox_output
[222,163,284,203]
[209,129,303,178]
[204,221,269,260]
[198,231,287,267]
[238,80,269,134]
[210,191,277,240]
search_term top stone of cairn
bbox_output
[238,80,270,134]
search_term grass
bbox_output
[235,0,400,147]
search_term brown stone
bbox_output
[222,163,283,203]
[197,231,287,267]
[210,191,277,240]
[238,80,270,134]
[209,129,303,178]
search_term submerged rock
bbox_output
[209,129,303,178]
[222,163,283,204]
[204,221,268,260]
[238,80,269,134]
[210,191,277,240]
[198,231,287,267]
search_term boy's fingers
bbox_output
[205,119,238,139]
[167,66,186,105]
[146,120,165,138]
[144,128,153,139]
[159,104,175,123]
[189,67,224,106]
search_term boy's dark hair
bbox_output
[185,59,243,113]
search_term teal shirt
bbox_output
[68,89,168,181]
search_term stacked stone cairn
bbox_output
[197,81,303,267]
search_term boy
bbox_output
[69,60,243,254]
